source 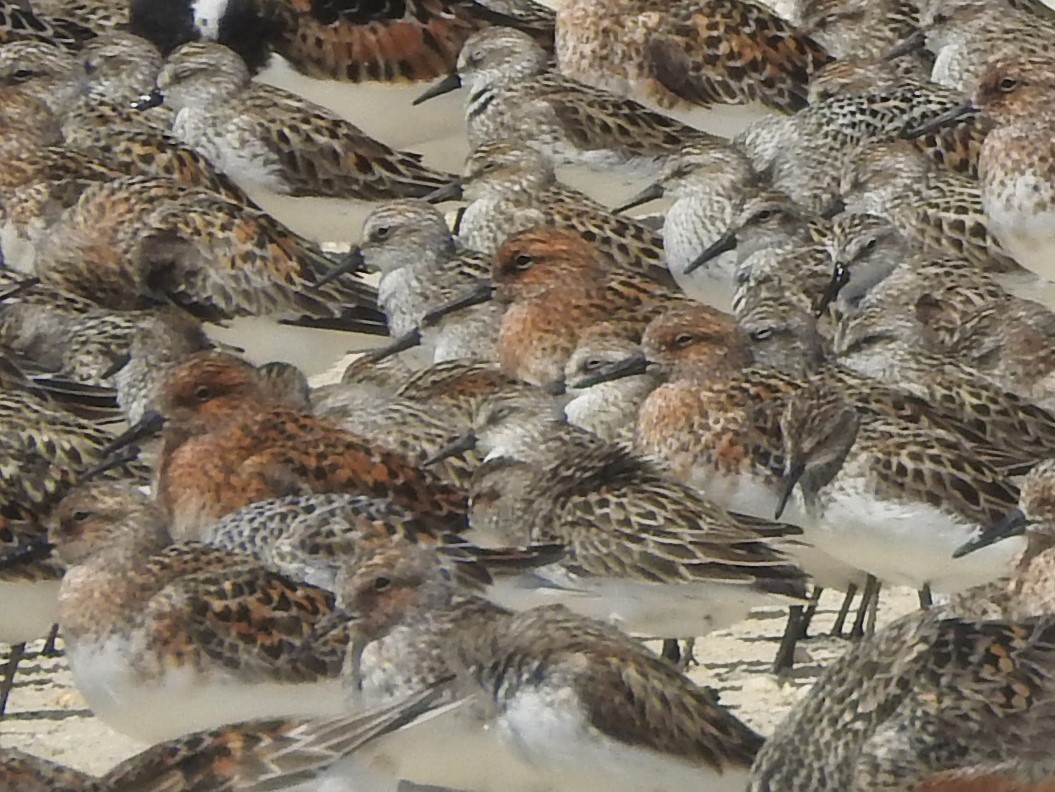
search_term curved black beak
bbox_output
[685,231,737,275]
[883,28,926,60]
[425,431,477,466]
[612,182,665,214]
[952,508,1032,558]
[775,463,805,520]
[814,261,851,318]
[132,87,164,110]
[99,410,165,459]
[423,180,464,204]
[101,352,132,380]
[572,352,648,389]
[413,71,462,106]
[902,102,977,139]
[421,282,494,326]
[315,248,365,289]
[79,444,142,482]
[362,328,422,363]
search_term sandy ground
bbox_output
[0,587,921,774]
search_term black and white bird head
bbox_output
[128,0,278,73]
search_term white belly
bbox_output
[65,638,345,742]
[816,493,1024,592]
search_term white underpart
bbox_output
[66,638,346,743]
[191,0,228,39]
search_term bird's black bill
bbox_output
[315,248,365,290]
[99,410,165,458]
[421,283,494,326]
[775,463,805,520]
[362,328,422,363]
[902,102,977,139]
[814,262,851,318]
[572,352,649,389]
[423,180,464,204]
[611,182,665,214]
[424,432,477,466]
[952,508,1032,558]
[883,29,926,60]
[685,231,737,275]
[101,352,132,380]
[413,71,462,105]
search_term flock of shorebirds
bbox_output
[2,0,1055,788]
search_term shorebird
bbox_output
[910,58,1055,282]
[143,41,455,199]
[750,606,1055,791]
[554,0,832,112]
[332,536,764,792]
[414,26,728,176]
[50,482,349,742]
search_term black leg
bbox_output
[773,605,804,674]
[0,643,25,719]
[830,583,858,637]
[850,575,880,639]
[661,639,681,665]
[798,586,824,638]
[918,584,933,609]
[41,624,60,657]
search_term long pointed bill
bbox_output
[131,87,164,110]
[611,182,665,214]
[101,352,132,380]
[952,508,1032,558]
[423,180,464,204]
[79,445,142,482]
[413,71,462,105]
[685,231,737,275]
[902,102,977,139]
[883,28,926,60]
[424,432,477,466]
[572,352,649,389]
[775,463,805,520]
[315,248,365,289]
[421,283,494,326]
[362,328,422,363]
[814,262,851,318]
[99,410,165,459]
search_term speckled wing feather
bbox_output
[645,0,831,113]
[504,605,764,769]
[861,419,1020,527]
[0,0,96,49]
[535,445,806,597]
[146,564,345,683]
[262,0,553,82]
[906,174,1017,273]
[232,85,454,199]
[99,685,450,792]
[0,748,93,792]
[538,75,722,156]
[140,189,384,330]
[908,114,991,179]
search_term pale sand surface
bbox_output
[0,587,920,773]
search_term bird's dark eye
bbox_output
[583,358,603,371]
[513,254,533,270]
[673,332,694,348]
[998,77,1019,93]
[11,69,34,81]
[71,510,91,522]
[466,52,484,66]
[864,238,878,251]
[193,385,212,401]
[372,226,390,240]
[373,576,391,592]
[932,12,948,24]
[755,210,776,221]
[750,328,774,341]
